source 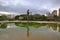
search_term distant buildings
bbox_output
[44,12,50,16]
[59,9,60,16]
[6,14,15,19]
[45,8,60,17]
[57,9,60,16]
[0,12,15,19]
[51,10,57,16]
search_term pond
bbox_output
[0,22,60,40]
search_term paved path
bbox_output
[0,21,60,23]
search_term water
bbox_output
[0,22,60,40]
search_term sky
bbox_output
[0,0,60,15]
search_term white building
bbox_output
[57,9,60,16]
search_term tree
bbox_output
[40,15,47,21]
[15,15,20,20]
[33,14,41,21]
[0,15,8,21]
[15,14,27,20]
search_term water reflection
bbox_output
[15,22,60,32]
[0,23,7,29]
[47,23,60,32]
[26,22,29,37]
[0,22,60,32]
[0,22,60,40]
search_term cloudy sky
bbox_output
[0,0,60,15]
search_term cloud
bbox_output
[0,0,60,15]
[0,0,20,6]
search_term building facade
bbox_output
[51,10,57,16]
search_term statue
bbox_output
[27,9,29,15]
[27,9,30,21]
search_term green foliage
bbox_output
[0,15,8,21]
[15,14,47,21]
[33,14,41,21]
[0,23,7,29]
[15,14,27,20]
[15,15,20,20]
[0,14,60,21]
[15,22,46,28]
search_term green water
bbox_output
[0,22,60,40]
